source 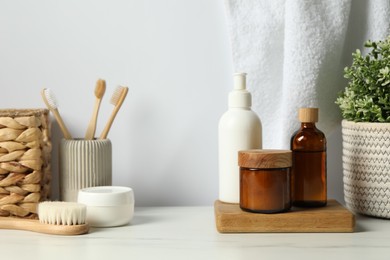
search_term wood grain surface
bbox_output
[215,199,355,233]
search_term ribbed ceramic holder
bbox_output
[59,139,112,202]
[342,120,390,219]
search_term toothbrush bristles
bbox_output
[110,86,125,105]
[43,88,58,109]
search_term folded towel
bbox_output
[225,0,390,149]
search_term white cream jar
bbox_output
[78,186,134,227]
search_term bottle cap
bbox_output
[228,73,252,108]
[238,149,292,169]
[298,108,318,122]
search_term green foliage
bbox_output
[336,36,390,122]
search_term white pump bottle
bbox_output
[218,73,262,203]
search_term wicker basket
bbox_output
[0,109,51,219]
[342,120,390,218]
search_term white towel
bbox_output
[225,0,390,149]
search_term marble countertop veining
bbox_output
[0,206,390,260]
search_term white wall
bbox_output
[0,0,344,206]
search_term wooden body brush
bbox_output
[0,201,89,235]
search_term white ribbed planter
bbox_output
[342,120,390,218]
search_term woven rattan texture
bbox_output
[0,109,51,219]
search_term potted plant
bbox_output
[336,36,390,218]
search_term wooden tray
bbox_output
[215,199,355,233]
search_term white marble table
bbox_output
[1,206,390,260]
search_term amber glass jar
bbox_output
[238,149,292,213]
[291,108,327,207]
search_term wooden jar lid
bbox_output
[298,107,318,122]
[238,149,292,169]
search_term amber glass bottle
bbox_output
[291,108,327,207]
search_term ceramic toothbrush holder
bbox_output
[59,138,112,202]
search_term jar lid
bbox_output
[299,107,318,122]
[78,186,134,206]
[238,149,292,168]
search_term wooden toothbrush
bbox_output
[85,79,106,140]
[0,201,89,235]
[99,86,129,139]
[41,88,73,140]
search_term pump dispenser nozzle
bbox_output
[233,73,247,90]
[229,72,252,108]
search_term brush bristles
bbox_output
[95,79,106,98]
[43,88,58,109]
[38,201,86,225]
[110,86,125,105]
